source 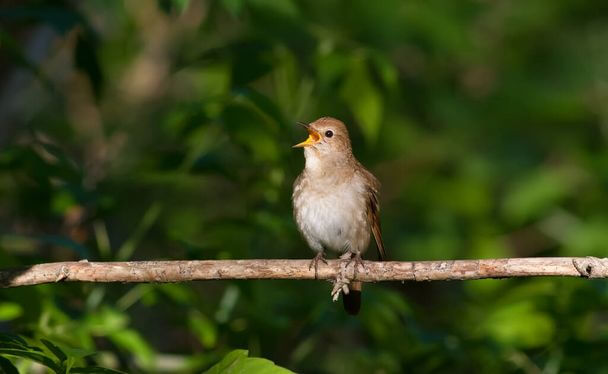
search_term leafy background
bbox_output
[1,0,608,372]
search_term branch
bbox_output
[1,257,608,288]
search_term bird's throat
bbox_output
[304,147,353,173]
[303,147,323,172]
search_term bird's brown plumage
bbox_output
[365,171,386,261]
[292,117,385,314]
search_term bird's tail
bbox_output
[342,281,362,315]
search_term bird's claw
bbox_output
[331,252,365,302]
[331,277,350,302]
[309,252,328,279]
[341,252,366,279]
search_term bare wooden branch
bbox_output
[1,257,608,288]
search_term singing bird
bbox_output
[292,117,386,315]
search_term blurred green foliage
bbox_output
[0,333,125,373]
[1,0,608,372]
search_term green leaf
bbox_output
[0,334,33,349]
[0,342,35,352]
[60,347,96,360]
[203,350,294,374]
[0,356,18,374]
[0,348,59,371]
[341,56,383,144]
[41,339,67,363]
[0,303,23,321]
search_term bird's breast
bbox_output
[294,177,370,253]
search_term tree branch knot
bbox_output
[572,257,608,278]
[54,265,70,282]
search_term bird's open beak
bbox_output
[293,122,321,148]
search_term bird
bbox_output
[292,116,386,315]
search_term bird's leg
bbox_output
[309,251,328,279]
[341,249,366,279]
[351,252,367,278]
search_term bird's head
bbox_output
[293,117,353,166]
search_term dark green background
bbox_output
[1,0,608,372]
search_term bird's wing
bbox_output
[364,172,386,261]
[368,187,386,261]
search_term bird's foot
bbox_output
[331,269,350,302]
[309,252,328,279]
[341,252,366,279]
[329,253,356,302]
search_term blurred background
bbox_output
[1,0,608,372]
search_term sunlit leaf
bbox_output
[203,350,293,374]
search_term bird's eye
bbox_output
[325,130,333,138]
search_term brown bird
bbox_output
[292,117,386,315]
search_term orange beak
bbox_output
[293,123,321,148]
